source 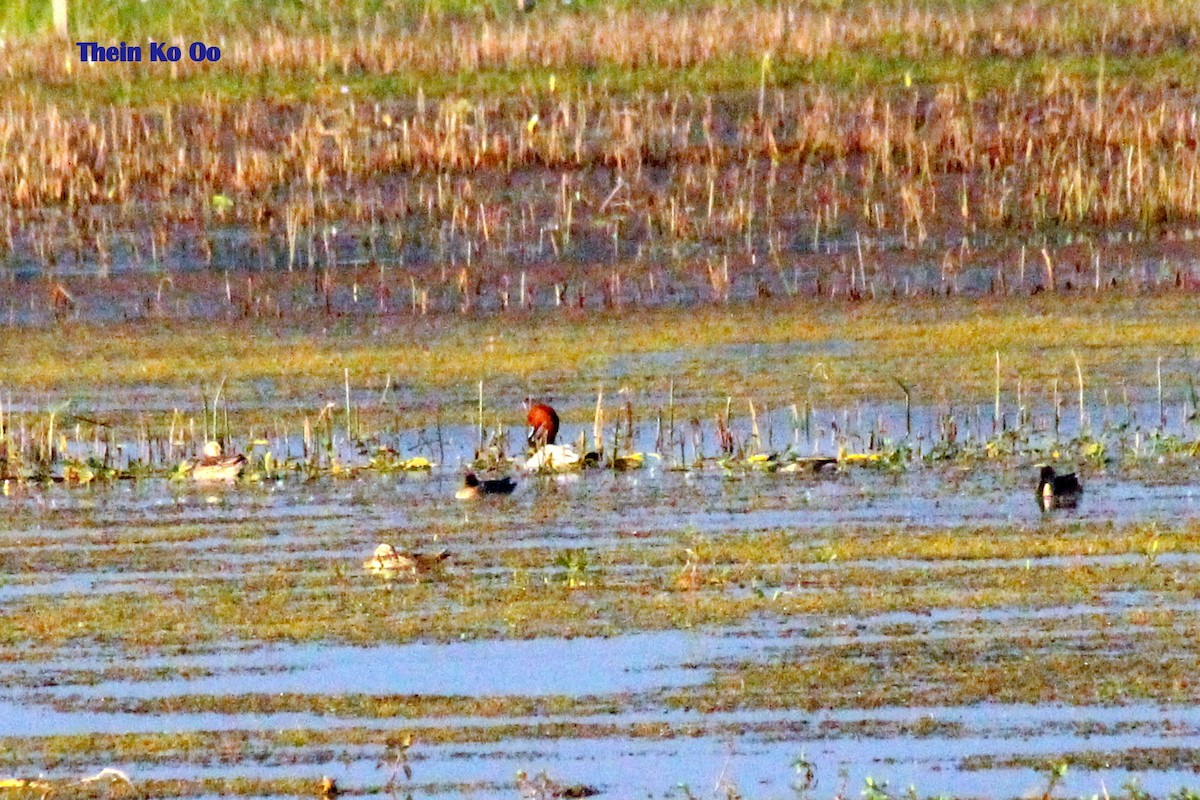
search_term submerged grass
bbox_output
[4,515,1200,648]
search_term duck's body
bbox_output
[780,456,838,474]
[526,401,560,446]
[523,443,582,472]
[456,471,518,500]
[1037,465,1082,511]
[363,543,448,580]
[189,442,246,482]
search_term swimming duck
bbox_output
[1036,465,1082,511]
[779,456,838,474]
[525,400,560,446]
[363,543,449,580]
[455,471,518,499]
[189,441,247,482]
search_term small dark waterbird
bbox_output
[525,399,560,446]
[456,471,518,500]
[1036,465,1083,511]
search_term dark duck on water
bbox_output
[456,472,518,500]
[1036,465,1082,511]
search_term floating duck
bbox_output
[363,543,449,580]
[456,471,518,499]
[523,443,583,472]
[779,456,838,474]
[525,399,560,446]
[189,441,246,482]
[1036,465,1082,511]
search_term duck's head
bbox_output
[203,441,223,459]
[525,401,560,445]
[463,472,480,487]
[1036,464,1056,482]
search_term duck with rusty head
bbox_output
[525,399,560,447]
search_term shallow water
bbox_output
[6,465,1200,543]
[38,633,724,700]
[4,459,1200,798]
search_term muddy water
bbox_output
[3,463,1200,798]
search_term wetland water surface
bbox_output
[4,463,1200,799]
